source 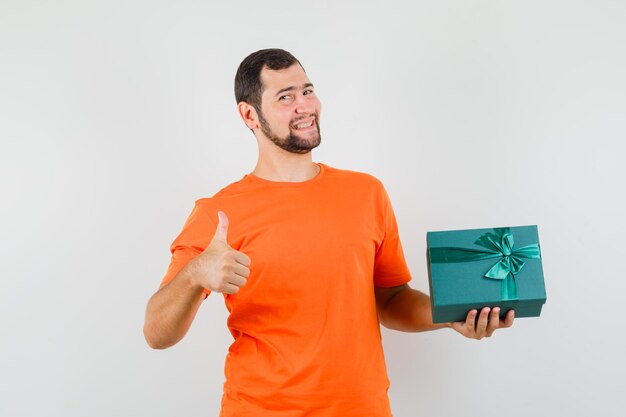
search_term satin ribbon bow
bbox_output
[429,228,541,301]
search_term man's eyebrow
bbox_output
[274,83,315,98]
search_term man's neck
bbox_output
[252,153,320,182]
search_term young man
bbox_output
[143,49,514,417]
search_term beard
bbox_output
[258,111,321,154]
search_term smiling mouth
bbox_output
[291,117,316,130]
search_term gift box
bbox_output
[427,225,546,323]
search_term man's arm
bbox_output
[374,284,514,339]
[143,211,250,349]
[143,267,206,349]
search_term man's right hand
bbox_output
[187,211,251,294]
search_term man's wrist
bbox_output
[176,260,207,295]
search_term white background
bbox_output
[1,1,625,416]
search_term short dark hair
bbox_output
[234,48,303,112]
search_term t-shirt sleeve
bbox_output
[160,201,216,296]
[373,184,412,287]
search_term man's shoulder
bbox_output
[192,176,251,209]
[320,163,385,188]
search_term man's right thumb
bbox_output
[212,211,229,243]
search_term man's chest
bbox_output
[221,187,383,296]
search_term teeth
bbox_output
[294,120,313,129]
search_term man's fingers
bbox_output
[232,263,250,279]
[486,307,501,336]
[502,309,515,328]
[476,307,490,336]
[465,309,478,331]
[220,283,241,294]
[212,211,229,244]
[202,212,253,293]
[227,274,247,288]
[453,307,514,340]
[212,270,247,294]
[234,251,251,267]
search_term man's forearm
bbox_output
[143,266,206,349]
[378,287,450,332]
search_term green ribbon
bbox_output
[429,228,541,301]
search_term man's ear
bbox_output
[237,101,259,130]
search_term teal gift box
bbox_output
[427,225,546,323]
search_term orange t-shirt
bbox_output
[160,163,411,417]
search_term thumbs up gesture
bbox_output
[189,211,251,294]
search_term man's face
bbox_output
[256,64,322,154]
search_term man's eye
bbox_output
[304,90,314,95]
[279,95,291,101]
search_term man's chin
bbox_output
[294,132,321,146]
[289,148,314,155]
[265,129,321,154]
[297,139,321,153]
[286,140,320,154]
[284,132,320,151]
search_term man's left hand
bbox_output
[450,307,514,340]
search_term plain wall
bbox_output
[1,1,625,416]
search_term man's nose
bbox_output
[294,95,314,114]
